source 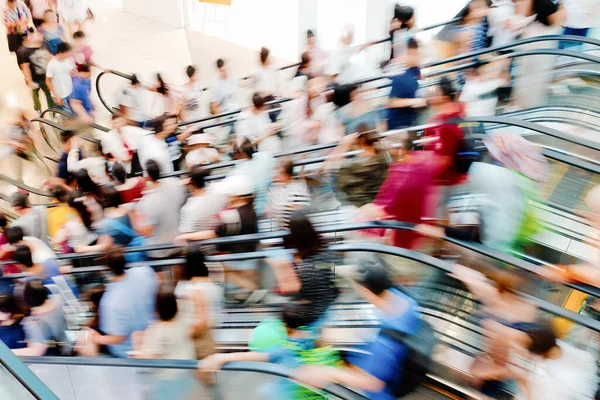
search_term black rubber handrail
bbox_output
[39,107,110,133]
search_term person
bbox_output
[68,63,93,124]
[293,266,421,400]
[137,114,192,174]
[184,134,219,168]
[17,29,54,114]
[326,25,374,84]
[45,185,79,243]
[29,0,51,27]
[13,280,69,356]
[180,65,204,124]
[10,191,47,242]
[487,0,517,47]
[71,30,95,68]
[304,29,326,77]
[175,175,259,294]
[151,73,179,115]
[560,0,600,48]
[267,212,338,326]
[46,41,75,112]
[209,58,239,116]
[119,74,149,128]
[56,130,77,185]
[101,114,147,175]
[295,52,312,79]
[4,226,56,264]
[72,168,104,223]
[386,38,425,131]
[52,189,98,253]
[85,248,159,358]
[339,84,385,135]
[111,162,145,204]
[389,5,416,61]
[67,138,110,186]
[458,57,510,117]
[38,9,65,55]
[335,127,389,208]
[3,0,32,55]
[251,47,278,99]
[514,323,597,399]
[12,244,63,286]
[235,93,282,154]
[135,160,186,260]
[454,0,489,55]
[58,0,88,34]
[265,158,311,229]
[178,166,227,235]
[0,293,26,350]
[0,111,46,182]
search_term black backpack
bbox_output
[380,320,437,397]
[446,117,487,174]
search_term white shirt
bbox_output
[178,187,227,233]
[253,66,277,95]
[180,83,204,122]
[101,127,146,173]
[67,148,110,185]
[137,134,174,175]
[185,147,219,168]
[120,86,147,122]
[563,0,599,29]
[24,236,56,264]
[459,78,505,117]
[46,57,75,98]
[488,1,517,46]
[235,109,281,153]
[210,76,238,112]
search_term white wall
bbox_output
[123,0,184,28]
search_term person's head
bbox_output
[427,76,457,106]
[223,175,254,206]
[190,166,209,190]
[356,123,378,149]
[5,226,24,245]
[233,138,256,160]
[130,74,140,86]
[43,9,57,24]
[98,184,122,209]
[333,84,357,108]
[306,29,316,46]
[184,244,210,280]
[7,0,17,8]
[282,302,310,332]
[77,63,92,80]
[404,37,420,68]
[252,93,266,111]
[111,162,127,185]
[56,42,72,59]
[460,0,488,24]
[156,73,168,95]
[10,192,30,213]
[307,76,326,99]
[527,322,558,358]
[151,114,178,139]
[105,247,126,277]
[259,47,270,66]
[111,113,128,130]
[24,28,43,46]
[67,189,93,229]
[395,5,415,29]
[284,211,322,259]
[145,159,161,183]
[51,185,68,204]
[186,65,197,81]
[61,130,76,151]
[216,58,227,79]
[72,30,87,48]
[355,265,394,308]
[0,213,7,232]
[23,280,48,308]
[76,168,99,195]
[156,283,178,322]
[274,157,294,184]
[341,25,354,45]
[0,293,21,320]
[13,244,33,270]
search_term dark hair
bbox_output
[333,84,357,108]
[438,77,457,100]
[357,123,378,146]
[67,190,93,229]
[88,285,105,309]
[284,211,323,259]
[259,47,270,64]
[216,58,225,69]
[233,138,256,159]
[77,63,91,73]
[282,302,310,330]
[111,162,127,184]
[0,293,20,316]
[105,248,126,276]
[130,74,140,86]
[307,29,315,38]
[73,30,86,40]
[184,244,209,279]
[186,65,196,79]
[0,213,7,229]
[156,283,178,322]
[407,37,419,50]
[76,169,99,196]
[146,159,161,182]
[98,185,122,209]
[10,192,30,209]
[300,51,311,68]
[44,8,54,15]
[357,265,393,296]
[23,280,48,308]
[156,73,168,95]
[252,93,265,109]
[51,185,68,203]
[150,114,177,134]
[394,5,415,28]
[61,130,75,143]
[527,322,557,355]
[14,244,33,268]
[57,41,72,54]
[6,226,24,245]
[280,157,294,177]
[190,166,209,189]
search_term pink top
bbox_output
[74,45,93,67]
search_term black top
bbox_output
[533,0,559,26]
[215,202,258,254]
[17,45,48,83]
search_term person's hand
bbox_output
[180,127,194,141]
[14,143,28,153]
[54,97,64,106]
[27,81,38,90]
[343,132,360,145]
[412,98,427,108]
[80,114,94,125]
[449,263,485,282]
[414,223,444,239]
[84,327,102,344]
[197,354,229,372]
[173,235,188,247]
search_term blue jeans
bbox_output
[560,27,590,49]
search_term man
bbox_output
[137,114,192,174]
[209,58,239,116]
[10,191,47,242]
[294,266,421,400]
[135,159,186,260]
[17,29,53,114]
[266,157,311,229]
[101,114,146,175]
[13,244,64,288]
[87,248,159,358]
[46,41,75,112]
[4,226,55,264]
[386,38,426,130]
[68,63,93,124]
[66,136,110,185]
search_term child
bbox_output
[72,30,98,69]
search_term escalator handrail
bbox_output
[39,107,111,133]
[30,117,103,144]
[16,358,368,399]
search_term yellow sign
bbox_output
[199,0,231,5]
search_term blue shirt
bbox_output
[386,67,421,130]
[99,266,159,357]
[70,76,93,114]
[349,289,420,400]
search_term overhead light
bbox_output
[5,94,16,107]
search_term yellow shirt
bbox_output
[46,203,78,239]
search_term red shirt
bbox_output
[74,45,94,68]
[117,178,146,204]
[374,152,436,248]
[423,109,465,186]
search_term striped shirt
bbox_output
[267,180,312,229]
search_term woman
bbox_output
[119,75,149,128]
[235,93,281,154]
[152,73,179,116]
[174,245,222,358]
[3,0,31,54]
[304,30,326,77]
[338,85,384,136]
[454,0,489,84]
[267,211,339,327]
[389,5,416,61]
[74,168,103,223]
[179,65,204,124]
[53,189,98,253]
[59,0,87,34]
[111,162,145,204]
[38,9,65,55]
[0,293,26,350]
[252,47,278,99]
[295,52,312,79]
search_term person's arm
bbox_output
[174,230,218,245]
[387,97,426,108]
[175,127,194,143]
[198,352,270,372]
[74,234,113,253]
[547,2,567,26]
[253,123,281,146]
[449,263,502,306]
[87,327,127,346]
[69,98,93,122]
[295,365,385,393]
[265,258,301,294]
[12,342,48,356]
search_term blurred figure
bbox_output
[265,158,311,229]
[151,73,179,115]
[13,244,64,287]
[52,189,98,254]
[386,38,425,131]
[17,29,54,114]
[3,0,32,55]
[560,0,600,48]
[29,0,51,27]
[102,114,146,175]
[326,25,374,84]
[110,162,145,204]
[185,134,219,168]
[389,4,416,61]
[68,63,93,124]
[487,0,517,47]
[59,0,88,34]
[235,93,282,153]
[209,58,238,116]
[67,137,110,185]
[454,0,489,55]
[13,280,68,356]
[0,293,26,350]
[295,51,312,79]
[10,191,47,242]
[180,65,204,124]
[38,9,65,55]
[119,74,149,128]
[46,185,78,243]
[0,111,42,182]
[138,114,192,174]
[46,41,75,112]
[84,248,159,358]
[72,30,97,69]
[251,47,278,100]
[5,224,55,265]
[459,57,510,117]
[304,29,326,77]
[339,84,385,135]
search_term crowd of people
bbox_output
[1,0,600,399]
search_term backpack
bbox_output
[446,117,487,174]
[380,319,437,397]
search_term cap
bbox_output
[222,175,254,197]
[187,134,214,146]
